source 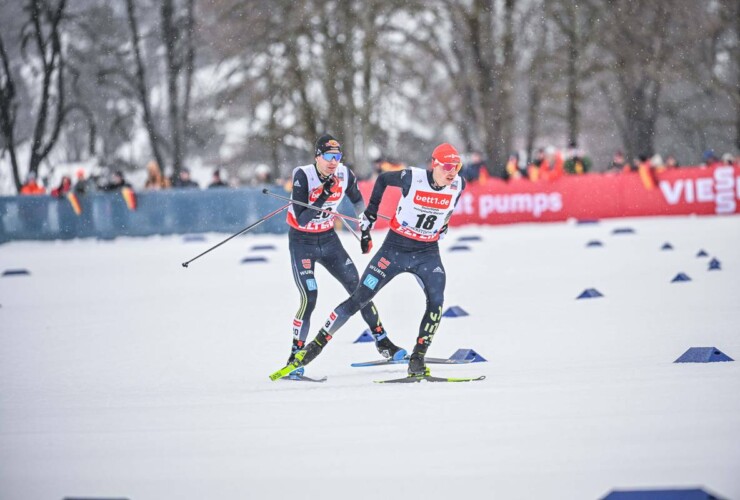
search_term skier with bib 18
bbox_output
[274,142,466,379]
[283,134,406,379]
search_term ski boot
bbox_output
[287,339,305,379]
[407,352,430,377]
[373,327,407,361]
[292,329,332,368]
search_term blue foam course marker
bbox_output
[449,245,471,252]
[353,330,375,343]
[696,249,708,257]
[449,349,487,363]
[2,269,31,277]
[586,240,603,247]
[708,258,721,271]
[457,235,482,242]
[674,347,733,363]
[576,288,603,299]
[443,306,469,317]
[671,273,691,283]
[602,488,725,499]
[240,256,268,264]
[661,243,673,250]
[612,227,635,234]
[251,244,276,251]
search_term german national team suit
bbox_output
[286,136,404,370]
[285,141,466,378]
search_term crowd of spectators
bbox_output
[16,147,740,196]
[17,160,253,196]
[454,144,740,186]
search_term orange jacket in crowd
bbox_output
[20,180,46,195]
[528,152,564,182]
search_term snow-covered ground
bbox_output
[1,215,739,500]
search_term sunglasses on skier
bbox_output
[434,158,462,172]
[320,152,343,162]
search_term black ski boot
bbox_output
[407,352,429,376]
[294,329,332,367]
[373,327,407,360]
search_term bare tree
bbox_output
[597,1,681,160]
[160,0,197,175]
[549,0,604,148]
[448,0,518,175]
[0,34,22,189]
[0,0,83,192]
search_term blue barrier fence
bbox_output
[0,187,352,243]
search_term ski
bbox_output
[375,374,485,384]
[269,361,303,381]
[351,356,473,368]
[282,374,327,383]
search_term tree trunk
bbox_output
[0,33,22,191]
[28,0,68,176]
[566,13,579,146]
[162,0,183,175]
[126,0,166,175]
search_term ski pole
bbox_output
[342,219,361,242]
[261,188,391,221]
[181,203,290,268]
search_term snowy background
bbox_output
[1,214,739,500]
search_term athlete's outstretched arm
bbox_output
[366,169,410,215]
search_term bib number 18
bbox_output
[415,214,437,230]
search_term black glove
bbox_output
[360,211,376,254]
[438,223,449,240]
[319,176,336,198]
[360,211,376,231]
[361,230,373,254]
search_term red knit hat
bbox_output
[432,143,461,165]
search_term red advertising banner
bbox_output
[358,165,740,228]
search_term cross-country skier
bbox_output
[285,134,405,378]
[282,142,466,378]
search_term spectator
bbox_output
[527,148,546,180]
[208,169,228,188]
[144,160,170,190]
[51,175,73,198]
[650,154,665,172]
[462,151,489,183]
[665,155,679,169]
[720,153,735,166]
[504,152,524,180]
[605,150,629,173]
[252,164,273,186]
[538,146,564,181]
[370,157,406,181]
[20,172,46,195]
[171,168,199,188]
[701,150,721,168]
[73,168,95,194]
[564,142,592,175]
[100,170,131,191]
